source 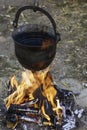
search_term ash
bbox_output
[53,85,84,130]
[5,85,84,130]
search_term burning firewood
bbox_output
[4,68,64,128]
[4,68,84,130]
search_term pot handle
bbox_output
[13,6,57,37]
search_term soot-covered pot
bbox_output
[12,6,61,71]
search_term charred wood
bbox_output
[6,104,39,116]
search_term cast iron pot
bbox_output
[12,6,61,71]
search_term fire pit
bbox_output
[4,68,84,130]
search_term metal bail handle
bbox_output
[13,6,57,37]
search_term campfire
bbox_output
[4,67,84,130]
[1,4,85,130]
[4,68,62,128]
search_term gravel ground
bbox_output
[0,0,87,130]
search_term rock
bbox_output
[60,78,82,93]
[76,89,87,107]
[60,78,87,107]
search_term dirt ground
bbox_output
[0,0,87,130]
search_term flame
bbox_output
[4,67,63,126]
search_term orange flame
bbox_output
[4,67,63,125]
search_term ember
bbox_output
[4,68,83,130]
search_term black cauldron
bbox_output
[12,6,60,71]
